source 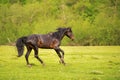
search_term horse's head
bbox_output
[56,27,74,40]
[65,27,74,41]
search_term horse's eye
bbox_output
[69,29,72,32]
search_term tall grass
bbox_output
[0,1,120,45]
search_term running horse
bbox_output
[16,27,74,66]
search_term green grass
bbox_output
[0,46,120,80]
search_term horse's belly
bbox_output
[37,39,50,48]
[37,39,59,49]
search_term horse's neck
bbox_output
[53,31,65,41]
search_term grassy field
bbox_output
[0,46,120,80]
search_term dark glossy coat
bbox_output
[16,27,74,66]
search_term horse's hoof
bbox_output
[63,63,66,66]
[42,63,45,66]
[59,60,62,64]
[59,60,66,66]
[27,64,32,68]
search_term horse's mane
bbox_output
[50,27,67,39]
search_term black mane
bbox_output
[52,28,67,40]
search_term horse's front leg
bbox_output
[59,48,64,59]
[54,48,65,65]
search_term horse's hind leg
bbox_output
[33,46,44,66]
[25,46,32,66]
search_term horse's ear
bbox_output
[67,27,71,29]
[56,28,61,30]
[56,27,64,31]
[66,27,72,31]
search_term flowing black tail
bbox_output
[16,36,27,57]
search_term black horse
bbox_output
[16,27,74,66]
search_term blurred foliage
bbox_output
[0,0,120,45]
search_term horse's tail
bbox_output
[16,36,27,57]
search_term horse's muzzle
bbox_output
[71,36,74,41]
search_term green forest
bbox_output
[0,0,120,45]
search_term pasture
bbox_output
[0,46,120,80]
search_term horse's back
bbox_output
[37,34,56,48]
[26,34,38,44]
[26,34,60,49]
